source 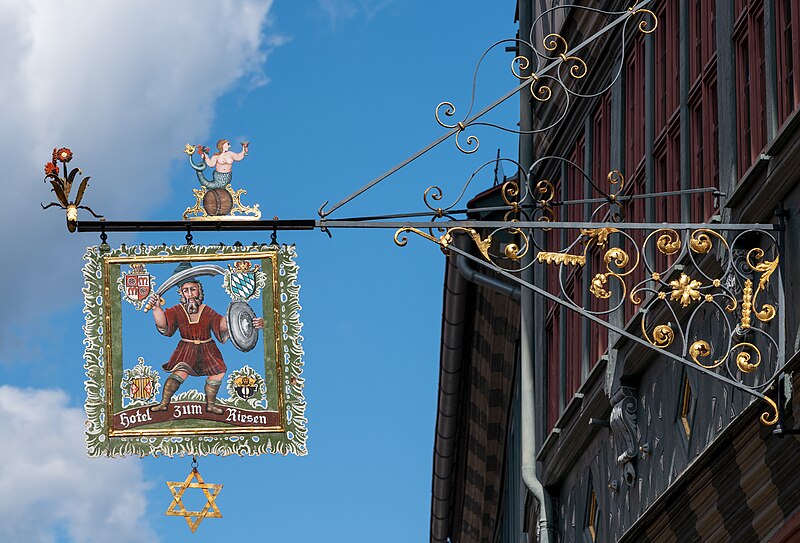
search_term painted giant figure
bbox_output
[149,262,263,414]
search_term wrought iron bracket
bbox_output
[317,1,658,219]
[433,234,785,427]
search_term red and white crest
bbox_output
[125,273,152,301]
[117,264,155,309]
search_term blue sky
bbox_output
[1,1,517,541]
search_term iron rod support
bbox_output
[334,187,722,222]
[76,220,316,233]
[76,219,776,233]
[318,1,652,218]
[318,220,777,231]
[554,186,720,206]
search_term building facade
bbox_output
[431,1,800,541]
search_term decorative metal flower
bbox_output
[55,147,73,163]
[41,147,103,232]
[669,273,702,307]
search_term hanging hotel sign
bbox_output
[83,243,306,457]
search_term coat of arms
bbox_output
[234,375,258,399]
[222,260,266,302]
[120,357,161,407]
[118,263,155,309]
[226,365,267,409]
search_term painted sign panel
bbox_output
[83,244,306,457]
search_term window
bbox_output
[776,0,800,124]
[653,0,683,225]
[590,97,610,367]
[653,0,680,135]
[546,314,560,431]
[691,0,703,81]
[585,481,600,541]
[688,82,718,222]
[690,0,716,78]
[649,125,682,277]
[679,373,695,439]
[623,33,648,322]
[565,279,582,400]
[688,0,719,222]
[565,138,585,400]
[625,34,647,178]
[545,174,562,432]
[593,95,611,186]
[734,2,767,175]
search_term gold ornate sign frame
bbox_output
[83,243,306,457]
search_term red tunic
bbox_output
[159,304,228,376]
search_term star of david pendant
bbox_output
[165,465,223,532]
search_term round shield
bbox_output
[226,301,259,352]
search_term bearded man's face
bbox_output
[179,283,203,314]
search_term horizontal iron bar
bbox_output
[73,219,777,234]
[76,220,317,232]
[319,220,778,231]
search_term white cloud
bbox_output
[0,0,278,362]
[0,386,156,543]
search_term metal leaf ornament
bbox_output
[41,147,103,232]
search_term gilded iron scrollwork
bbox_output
[394,226,493,262]
[431,5,659,155]
[412,155,627,268]
[182,185,262,221]
[589,226,779,425]
[395,153,783,425]
[629,229,780,424]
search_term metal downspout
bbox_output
[455,254,520,301]
[430,238,469,542]
[519,0,556,540]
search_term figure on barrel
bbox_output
[199,139,249,189]
[149,262,263,414]
[186,139,250,216]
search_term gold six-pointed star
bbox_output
[165,468,223,533]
